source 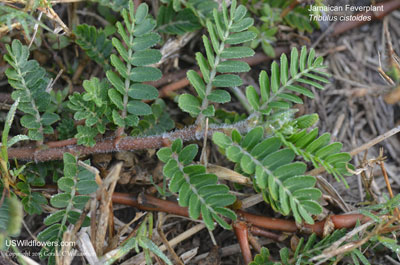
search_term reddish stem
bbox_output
[111,192,370,237]
[233,221,252,265]
[38,187,373,263]
[46,138,77,148]
[112,192,189,218]
[238,210,298,233]
[249,226,282,242]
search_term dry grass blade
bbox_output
[240,193,264,209]
[17,255,41,265]
[311,220,375,264]
[316,175,352,212]
[120,223,206,265]
[157,212,184,265]
[58,231,75,265]
[106,212,146,252]
[350,125,400,157]
[94,162,122,255]
[179,247,199,264]
[207,164,252,185]
[377,52,395,86]
[37,6,71,36]
[77,232,99,265]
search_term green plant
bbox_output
[0,2,52,41]
[130,99,174,136]
[69,2,164,146]
[74,24,113,70]
[4,40,60,143]
[213,126,322,224]
[246,1,320,57]
[152,1,350,229]
[159,0,218,27]
[249,194,400,265]
[93,0,129,13]
[0,99,24,250]
[208,46,351,224]
[68,77,111,146]
[17,163,49,215]
[37,153,97,263]
[98,213,172,265]
[106,2,162,134]
[157,3,202,35]
[177,0,257,122]
[157,139,236,230]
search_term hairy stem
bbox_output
[8,117,255,162]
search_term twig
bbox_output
[378,52,395,86]
[240,193,264,209]
[378,151,400,218]
[350,125,400,156]
[76,10,110,26]
[322,220,375,254]
[385,255,400,265]
[28,12,43,48]
[37,5,71,36]
[247,232,262,253]
[249,226,283,242]
[379,150,394,199]
[43,186,371,237]
[120,223,206,265]
[95,163,122,256]
[311,21,337,49]
[312,219,379,264]
[157,213,184,265]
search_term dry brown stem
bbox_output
[94,163,122,256]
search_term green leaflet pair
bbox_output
[157,140,236,230]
